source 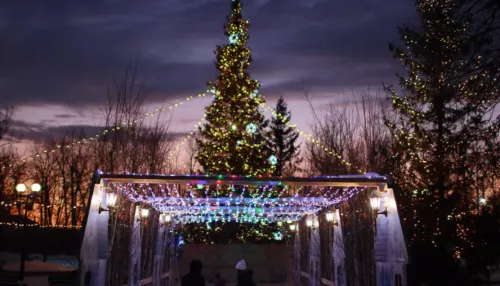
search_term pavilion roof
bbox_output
[97,172,387,189]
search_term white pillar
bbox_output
[128,206,143,286]
[309,215,320,286]
[152,220,167,286]
[294,227,300,286]
[79,185,110,286]
[332,209,346,286]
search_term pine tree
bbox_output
[386,0,500,268]
[266,96,301,176]
[196,0,272,176]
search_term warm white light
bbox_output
[165,214,172,222]
[31,183,41,192]
[277,221,283,226]
[313,219,319,228]
[306,218,313,228]
[16,184,26,193]
[106,193,117,208]
[370,196,381,211]
[140,208,149,218]
[325,212,334,222]
[289,224,296,231]
[479,197,486,205]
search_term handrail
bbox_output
[121,272,169,286]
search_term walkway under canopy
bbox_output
[79,172,408,286]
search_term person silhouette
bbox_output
[235,259,247,286]
[182,260,205,286]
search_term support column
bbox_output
[152,220,167,286]
[79,185,110,286]
[309,215,320,286]
[168,232,178,286]
[128,206,143,286]
[332,209,346,286]
[294,225,300,286]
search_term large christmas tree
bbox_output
[196,0,272,176]
[186,0,281,244]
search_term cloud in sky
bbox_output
[0,0,415,140]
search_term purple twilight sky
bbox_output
[0,0,415,150]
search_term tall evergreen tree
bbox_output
[386,0,500,274]
[266,96,300,176]
[196,0,272,176]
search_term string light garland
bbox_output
[1,95,205,171]
[0,222,82,229]
[166,113,207,163]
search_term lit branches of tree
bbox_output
[306,89,391,176]
[265,96,301,176]
[385,0,500,262]
[94,59,174,175]
[196,0,272,176]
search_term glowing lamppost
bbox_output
[15,182,42,282]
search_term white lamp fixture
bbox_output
[160,213,172,224]
[325,211,334,222]
[16,184,27,193]
[31,183,42,192]
[370,193,387,217]
[140,208,149,219]
[325,211,339,227]
[164,214,172,222]
[99,192,117,214]
[289,224,296,232]
[370,196,381,212]
[306,217,313,228]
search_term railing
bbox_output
[299,272,335,286]
[122,272,169,286]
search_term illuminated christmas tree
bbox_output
[186,0,282,243]
[196,0,272,176]
[386,0,500,269]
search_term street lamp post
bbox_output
[15,182,41,283]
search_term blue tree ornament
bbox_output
[229,33,239,44]
[246,123,257,134]
[268,155,278,165]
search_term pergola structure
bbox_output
[79,172,407,286]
